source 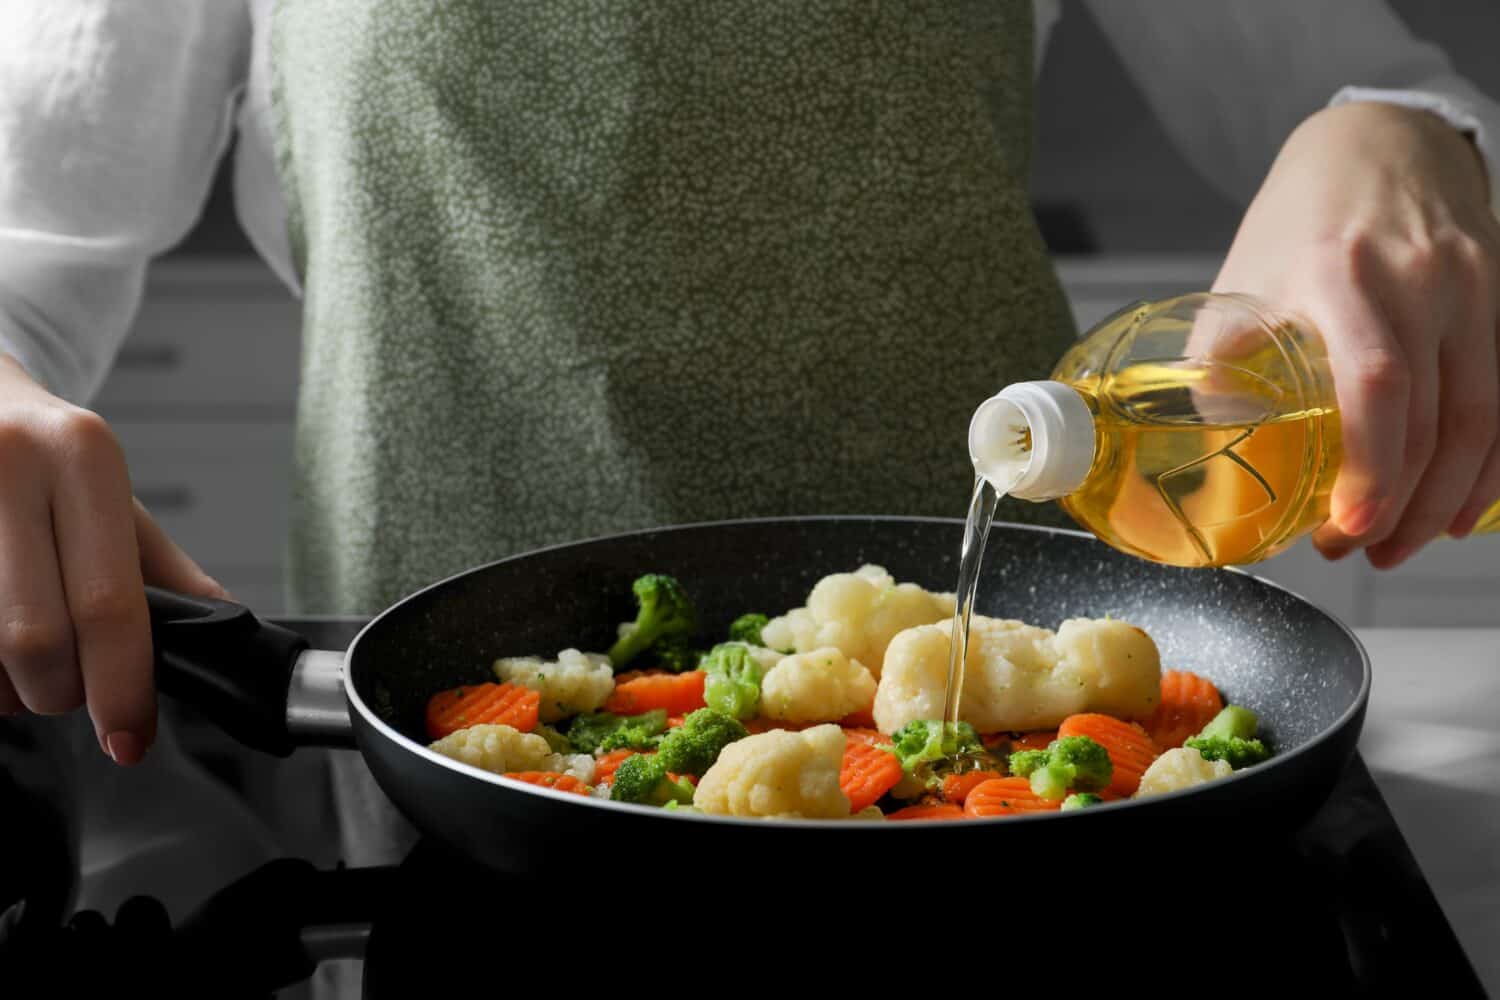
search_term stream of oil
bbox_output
[939,474,1007,766]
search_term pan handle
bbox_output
[148,588,352,756]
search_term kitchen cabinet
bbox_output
[95,255,1497,624]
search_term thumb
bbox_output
[132,498,233,600]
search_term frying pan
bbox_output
[149,517,1369,874]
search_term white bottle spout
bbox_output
[969,381,1096,501]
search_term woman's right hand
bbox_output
[0,353,226,764]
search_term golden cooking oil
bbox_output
[970,293,1498,568]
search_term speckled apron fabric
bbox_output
[271,0,1074,878]
[273,0,1075,620]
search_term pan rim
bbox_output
[341,515,1372,830]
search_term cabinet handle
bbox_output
[135,486,195,512]
[116,344,182,370]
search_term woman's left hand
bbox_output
[1214,101,1500,568]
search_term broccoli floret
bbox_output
[533,724,573,754]
[566,709,669,754]
[1185,735,1271,769]
[699,642,766,719]
[1061,792,1105,811]
[656,708,749,776]
[1197,705,1260,741]
[1185,704,1270,769]
[1007,735,1113,800]
[727,613,770,646]
[610,753,696,806]
[1007,749,1050,778]
[608,574,698,669]
[651,635,704,674]
[889,720,984,774]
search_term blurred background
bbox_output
[109,0,1500,626]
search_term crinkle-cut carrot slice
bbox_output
[838,704,878,729]
[603,671,706,715]
[963,777,1064,818]
[840,739,903,812]
[593,749,637,785]
[887,803,967,821]
[425,682,540,740]
[502,771,592,795]
[941,770,1004,806]
[841,727,888,747]
[1058,713,1160,798]
[1141,671,1223,750]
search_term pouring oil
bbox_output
[968,292,1500,570]
[940,475,1001,760]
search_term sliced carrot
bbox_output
[666,715,686,729]
[1058,713,1160,798]
[941,769,1004,806]
[501,772,592,796]
[593,749,636,785]
[842,727,888,747]
[1010,730,1058,752]
[425,682,540,740]
[614,668,669,684]
[840,739,903,812]
[603,671,706,715]
[963,777,1064,818]
[1141,670,1224,750]
[838,704,878,730]
[887,803,967,821]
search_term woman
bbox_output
[1,0,1498,944]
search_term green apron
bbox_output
[272,0,1073,866]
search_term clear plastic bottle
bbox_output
[969,292,1500,568]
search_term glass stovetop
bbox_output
[1,619,1487,998]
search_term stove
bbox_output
[0,619,1486,997]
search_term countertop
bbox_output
[1357,628,1499,994]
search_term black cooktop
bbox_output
[0,620,1487,998]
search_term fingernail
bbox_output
[1338,498,1384,538]
[104,731,146,766]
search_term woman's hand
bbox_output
[0,354,227,763]
[1213,101,1500,568]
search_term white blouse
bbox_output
[2,0,1498,403]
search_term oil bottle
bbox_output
[969,292,1500,568]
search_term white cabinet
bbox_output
[94,261,301,613]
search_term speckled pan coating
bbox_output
[343,517,1369,872]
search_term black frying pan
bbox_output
[149,517,1370,874]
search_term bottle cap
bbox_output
[968,381,1096,500]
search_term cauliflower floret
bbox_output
[429,724,597,783]
[761,564,955,678]
[494,648,614,723]
[694,724,851,819]
[759,647,877,723]
[428,724,554,773]
[1135,746,1233,798]
[874,615,1160,734]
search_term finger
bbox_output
[49,411,154,764]
[1302,278,1414,555]
[0,451,81,715]
[1450,425,1500,537]
[1370,303,1498,566]
[133,498,231,600]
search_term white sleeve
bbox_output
[0,0,251,403]
[1080,0,1500,209]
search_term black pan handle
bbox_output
[148,587,312,757]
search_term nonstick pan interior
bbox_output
[353,517,1363,754]
[341,517,1367,872]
